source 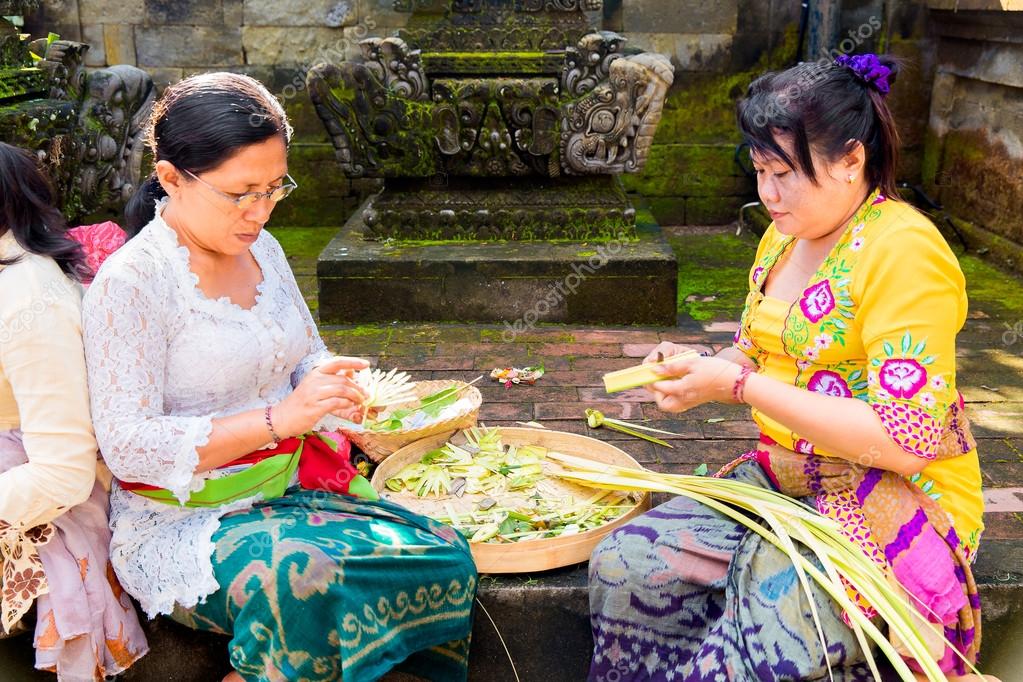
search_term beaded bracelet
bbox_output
[265,405,283,445]
[732,366,755,404]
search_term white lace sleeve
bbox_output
[264,236,332,388]
[83,262,211,503]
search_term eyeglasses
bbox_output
[181,168,298,209]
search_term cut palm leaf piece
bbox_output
[585,408,679,447]
[602,350,700,393]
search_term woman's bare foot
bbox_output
[222,671,244,682]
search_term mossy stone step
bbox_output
[317,200,678,326]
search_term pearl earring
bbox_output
[847,174,855,184]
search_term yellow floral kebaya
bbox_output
[735,189,985,556]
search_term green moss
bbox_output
[685,197,751,225]
[427,51,548,58]
[325,325,396,342]
[267,226,338,260]
[624,25,798,217]
[920,128,942,188]
[958,252,1023,322]
[379,234,639,247]
[481,328,575,343]
[939,131,1023,240]
[422,52,561,73]
[346,325,393,337]
[669,230,759,322]
[620,144,751,198]
[654,24,800,146]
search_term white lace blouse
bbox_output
[82,202,332,618]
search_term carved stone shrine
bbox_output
[308,0,679,325]
[0,0,154,223]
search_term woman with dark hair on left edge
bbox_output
[0,141,148,679]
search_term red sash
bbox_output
[119,432,360,495]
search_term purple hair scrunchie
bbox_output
[834,53,892,96]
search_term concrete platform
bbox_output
[317,201,678,326]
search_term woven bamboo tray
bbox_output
[344,380,482,463]
[371,427,651,573]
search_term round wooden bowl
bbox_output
[344,380,482,463]
[371,427,651,573]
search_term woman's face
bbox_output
[752,133,867,240]
[157,135,289,257]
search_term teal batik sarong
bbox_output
[169,489,477,681]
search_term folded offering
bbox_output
[363,382,477,433]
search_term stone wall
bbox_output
[15,0,979,229]
[619,0,938,225]
[921,6,1023,273]
[24,0,412,227]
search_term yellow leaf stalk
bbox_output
[585,408,682,448]
[602,350,701,393]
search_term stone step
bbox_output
[2,539,1020,681]
[316,201,678,327]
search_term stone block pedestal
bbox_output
[317,199,678,326]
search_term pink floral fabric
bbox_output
[67,222,127,284]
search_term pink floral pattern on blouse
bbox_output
[806,370,853,398]
[799,279,836,323]
[879,358,928,399]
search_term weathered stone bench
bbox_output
[2,532,1019,681]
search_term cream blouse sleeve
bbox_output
[0,256,97,530]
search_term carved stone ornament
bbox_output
[1,17,155,221]
[306,0,673,239]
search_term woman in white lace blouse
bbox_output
[82,73,477,682]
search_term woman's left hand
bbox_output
[647,354,744,413]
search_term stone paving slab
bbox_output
[318,320,1023,527]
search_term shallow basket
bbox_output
[371,426,651,573]
[345,380,482,463]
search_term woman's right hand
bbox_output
[272,357,370,438]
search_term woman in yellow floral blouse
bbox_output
[587,55,995,681]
